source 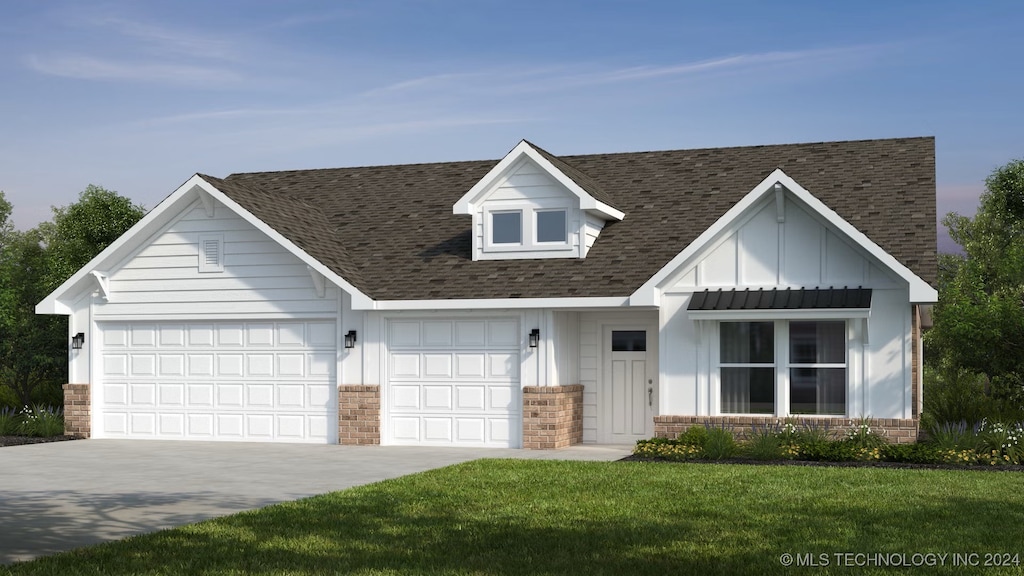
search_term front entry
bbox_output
[603,326,657,444]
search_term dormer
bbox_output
[454,140,624,261]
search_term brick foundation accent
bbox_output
[654,415,920,444]
[63,383,91,438]
[522,385,583,450]
[338,385,380,445]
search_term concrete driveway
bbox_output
[0,440,630,564]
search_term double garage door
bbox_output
[387,318,521,447]
[97,321,336,443]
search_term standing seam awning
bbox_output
[687,288,872,311]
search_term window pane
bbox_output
[612,330,646,352]
[492,212,522,244]
[536,210,567,243]
[721,367,775,414]
[790,321,845,364]
[790,368,846,415]
[720,322,774,363]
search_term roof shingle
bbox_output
[219,137,937,301]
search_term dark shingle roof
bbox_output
[688,288,873,311]
[220,137,936,301]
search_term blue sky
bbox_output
[1,1,1020,252]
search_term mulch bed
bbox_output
[620,454,1024,472]
[0,435,80,447]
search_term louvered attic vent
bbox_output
[198,234,224,273]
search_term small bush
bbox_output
[844,419,887,449]
[702,425,738,460]
[978,420,1024,465]
[928,420,984,451]
[633,438,702,461]
[743,424,785,460]
[0,405,21,435]
[880,443,943,464]
[677,425,709,447]
[16,404,64,437]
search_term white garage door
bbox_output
[98,321,336,443]
[387,318,521,447]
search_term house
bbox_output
[37,137,938,448]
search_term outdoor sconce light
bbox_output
[529,328,540,348]
[71,332,85,350]
[344,330,357,349]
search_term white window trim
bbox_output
[713,319,851,418]
[197,233,224,273]
[489,209,523,246]
[535,208,569,245]
[482,200,574,253]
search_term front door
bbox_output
[605,327,657,444]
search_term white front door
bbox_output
[604,327,657,444]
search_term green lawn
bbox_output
[5,460,1024,575]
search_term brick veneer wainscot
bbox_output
[654,415,920,445]
[338,385,380,445]
[63,383,90,438]
[522,385,583,450]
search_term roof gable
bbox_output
[453,140,625,220]
[629,168,938,305]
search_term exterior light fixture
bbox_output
[344,330,357,349]
[71,332,85,350]
[529,328,540,348]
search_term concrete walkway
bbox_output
[0,440,631,564]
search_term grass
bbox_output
[5,459,1024,575]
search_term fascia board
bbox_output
[358,296,632,311]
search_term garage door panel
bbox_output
[159,413,184,435]
[131,326,156,347]
[105,383,127,405]
[159,354,185,377]
[247,414,274,438]
[130,413,155,434]
[217,354,244,376]
[247,324,274,346]
[277,385,304,408]
[130,383,156,406]
[188,384,214,407]
[423,418,453,442]
[188,325,214,346]
[308,353,334,377]
[248,384,274,408]
[217,414,244,437]
[188,413,213,436]
[188,354,214,376]
[247,354,274,376]
[217,325,244,346]
[278,354,304,376]
[277,323,304,346]
[218,384,244,407]
[159,384,184,406]
[307,322,335,347]
[131,355,156,376]
[308,384,332,408]
[388,318,520,447]
[277,414,304,438]
[159,326,185,346]
[423,386,452,410]
[456,386,485,410]
[105,413,127,434]
[104,326,128,347]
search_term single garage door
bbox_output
[97,321,336,443]
[387,318,521,447]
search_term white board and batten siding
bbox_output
[659,193,913,420]
[385,318,521,447]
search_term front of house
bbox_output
[38,137,937,448]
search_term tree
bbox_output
[926,159,1024,418]
[0,186,145,408]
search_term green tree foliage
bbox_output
[926,159,1024,421]
[0,186,144,409]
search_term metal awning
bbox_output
[687,287,872,311]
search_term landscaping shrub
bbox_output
[677,425,709,446]
[0,405,20,435]
[743,424,785,461]
[701,425,738,460]
[978,420,1024,464]
[16,404,64,437]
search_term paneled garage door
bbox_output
[98,321,336,443]
[386,318,521,447]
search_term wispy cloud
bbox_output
[90,16,240,61]
[26,54,242,86]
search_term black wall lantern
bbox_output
[71,332,85,350]
[529,328,540,348]
[344,330,357,349]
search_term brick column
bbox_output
[63,383,90,438]
[522,384,583,449]
[338,385,380,445]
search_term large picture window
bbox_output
[720,322,775,414]
[789,321,846,415]
[718,320,847,416]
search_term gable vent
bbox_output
[198,234,224,273]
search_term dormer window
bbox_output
[536,209,567,243]
[492,211,522,244]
